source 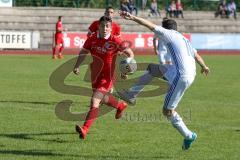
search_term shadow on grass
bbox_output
[0,149,170,159]
[0,133,171,159]
[0,149,80,157]
[0,132,75,143]
[0,100,83,106]
[0,100,57,105]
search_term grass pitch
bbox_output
[0,55,239,160]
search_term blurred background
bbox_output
[0,0,239,53]
[11,0,240,11]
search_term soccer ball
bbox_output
[119,58,137,75]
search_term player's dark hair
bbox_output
[105,6,114,12]
[58,16,62,20]
[162,18,177,31]
[99,16,112,23]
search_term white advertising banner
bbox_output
[0,31,32,49]
[0,0,12,7]
[191,34,240,50]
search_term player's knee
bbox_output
[102,94,109,103]
[162,108,174,118]
[90,100,100,108]
[91,91,105,107]
[146,64,163,78]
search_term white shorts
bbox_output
[163,74,195,109]
[162,64,176,84]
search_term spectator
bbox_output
[120,0,131,13]
[149,0,161,17]
[166,0,176,18]
[227,0,237,19]
[142,0,148,11]
[176,0,184,18]
[128,0,138,15]
[120,0,137,15]
[215,0,228,18]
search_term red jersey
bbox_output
[176,3,183,10]
[55,20,63,38]
[88,20,121,37]
[83,33,125,91]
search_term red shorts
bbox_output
[55,33,64,45]
[92,78,113,93]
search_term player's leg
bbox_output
[52,34,59,59]
[162,75,196,150]
[102,93,127,119]
[117,64,166,105]
[76,90,104,139]
[58,38,64,59]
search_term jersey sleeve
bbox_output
[88,21,98,34]
[113,36,127,52]
[192,48,197,58]
[82,37,92,51]
[153,26,172,38]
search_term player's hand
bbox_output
[120,73,128,80]
[201,66,210,76]
[119,10,134,20]
[73,68,80,75]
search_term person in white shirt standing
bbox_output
[118,11,210,150]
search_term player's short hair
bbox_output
[58,16,62,20]
[105,6,114,12]
[99,16,112,24]
[162,18,177,31]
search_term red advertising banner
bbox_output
[63,32,191,49]
[63,32,87,48]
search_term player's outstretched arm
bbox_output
[119,48,135,80]
[195,52,210,76]
[153,37,159,55]
[119,11,157,31]
[73,48,89,75]
[122,48,134,59]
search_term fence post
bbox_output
[77,0,80,8]
[12,0,16,6]
[45,0,48,7]
[193,0,197,10]
[106,0,109,7]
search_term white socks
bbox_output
[169,111,193,139]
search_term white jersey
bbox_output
[154,36,172,65]
[154,26,196,77]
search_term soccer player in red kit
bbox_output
[73,16,134,139]
[52,16,66,59]
[87,6,121,38]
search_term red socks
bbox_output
[59,45,64,53]
[104,94,120,109]
[83,106,99,131]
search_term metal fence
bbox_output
[12,0,239,11]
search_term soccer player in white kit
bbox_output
[118,11,210,150]
[153,35,172,65]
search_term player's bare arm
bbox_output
[195,52,210,76]
[119,11,157,31]
[73,48,89,75]
[121,48,134,59]
[119,48,134,79]
[153,37,159,55]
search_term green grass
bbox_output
[0,55,239,160]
